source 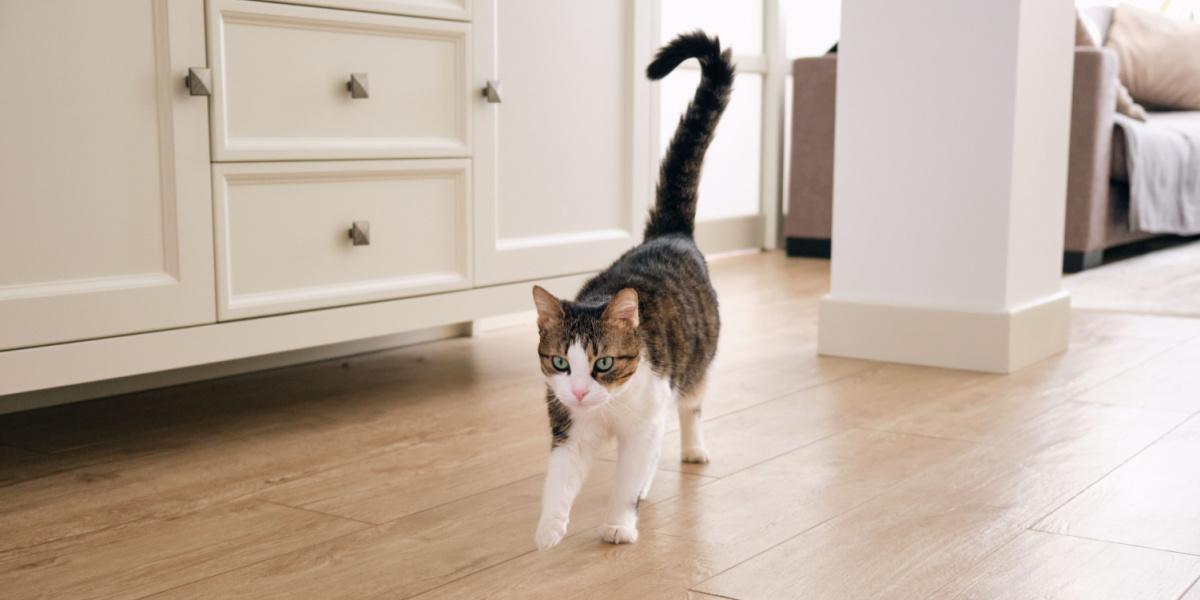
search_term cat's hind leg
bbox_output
[677,380,710,464]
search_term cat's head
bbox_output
[531,285,642,411]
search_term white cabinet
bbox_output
[471,0,653,285]
[0,0,651,401]
[0,0,215,351]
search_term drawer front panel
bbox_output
[214,160,471,320]
[210,0,470,161]
[250,0,472,21]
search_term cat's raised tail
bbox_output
[644,31,735,240]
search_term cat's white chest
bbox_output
[601,362,672,436]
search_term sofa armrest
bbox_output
[1065,46,1118,253]
[785,55,838,242]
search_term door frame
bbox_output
[648,0,788,254]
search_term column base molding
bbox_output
[817,291,1070,373]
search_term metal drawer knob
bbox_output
[349,221,370,246]
[482,80,502,103]
[347,73,369,99]
[185,67,211,96]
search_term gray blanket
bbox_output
[1115,112,1200,234]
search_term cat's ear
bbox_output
[531,285,564,328]
[603,288,639,329]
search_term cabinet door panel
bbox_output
[472,0,652,286]
[0,0,215,351]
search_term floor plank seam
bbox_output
[923,528,1035,598]
[700,430,849,480]
[689,441,965,593]
[128,522,379,600]
[402,546,539,600]
[855,426,981,446]
[0,467,82,491]
[594,456,722,481]
[688,590,741,600]
[696,362,881,427]
[1029,412,1198,533]
[0,441,48,455]
[256,498,380,527]
[1071,397,1199,414]
[1065,336,1194,400]
[1025,528,1200,558]
[392,473,723,599]
[365,472,547,528]
[688,495,883,592]
[1068,306,1200,321]
[0,515,140,558]
[1178,574,1200,600]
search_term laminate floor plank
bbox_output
[1074,338,1200,413]
[934,530,1200,600]
[1036,414,1200,555]
[0,499,366,600]
[0,416,396,553]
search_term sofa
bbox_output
[785,8,1194,273]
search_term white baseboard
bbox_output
[696,215,764,254]
[0,324,471,415]
[817,291,1070,373]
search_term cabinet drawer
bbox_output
[209,0,470,161]
[253,0,472,21]
[214,160,471,320]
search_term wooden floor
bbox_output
[2,251,1200,599]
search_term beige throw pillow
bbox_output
[1076,14,1147,121]
[1106,4,1200,111]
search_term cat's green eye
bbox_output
[594,356,614,373]
[551,356,570,372]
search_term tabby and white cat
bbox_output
[531,32,733,549]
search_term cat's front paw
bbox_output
[601,523,639,545]
[535,514,569,550]
[681,445,710,464]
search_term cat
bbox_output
[531,31,733,550]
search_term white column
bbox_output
[818,0,1076,373]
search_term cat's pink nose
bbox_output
[572,387,589,402]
